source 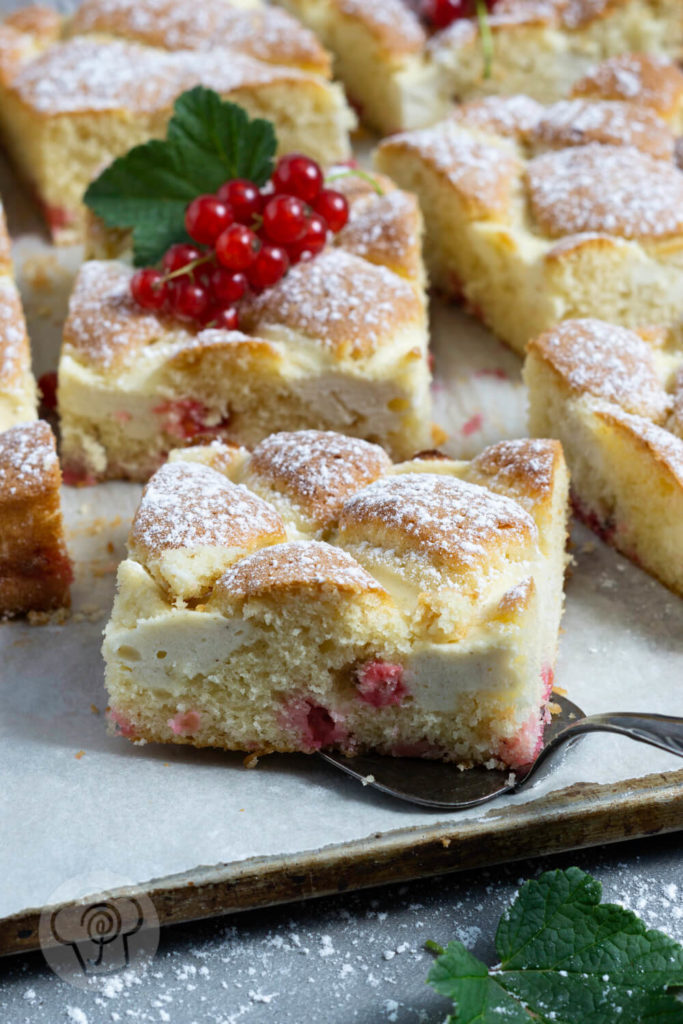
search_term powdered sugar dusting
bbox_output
[526,144,683,238]
[572,53,683,114]
[70,0,326,67]
[0,421,57,498]
[337,0,425,53]
[385,122,519,220]
[130,461,285,555]
[0,277,29,389]
[599,405,683,484]
[453,94,544,139]
[469,438,559,498]
[535,319,671,420]
[532,100,674,161]
[249,430,391,524]
[340,473,537,568]
[240,249,420,357]
[335,189,420,270]
[216,539,385,599]
[11,37,311,114]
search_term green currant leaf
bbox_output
[83,87,277,266]
[427,868,683,1024]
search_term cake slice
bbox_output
[0,200,36,431]
[375,97,683,354]
[276,0,682,134]
[103,429,570,768]
[571,53,683,133]
[525,317,683,596]
[58,175,433,482]
[0,420,72,617]
[0,0,354,243]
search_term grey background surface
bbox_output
[1,833,682,1023]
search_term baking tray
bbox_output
[1,111,682,959]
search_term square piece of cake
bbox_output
[58,175,434,482]
[275,0,682,134]
[103,429,569,769]
[0,0,355,243]
[375,94,683,354]
[525,317,683,596]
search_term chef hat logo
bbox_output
[39,874,159,990]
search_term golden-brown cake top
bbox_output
[68,0,330,74]
[5,36,317,115]
[129,461,286,558]
[452,95,544,140]
[247,430,392,527]
[595,403,683,485]
[332,0,425,56]
[4,3,61,41]
[571,54,683,121]
[379,123,520,222]
[0,420,59,501]
[491,0,630,29]
[239,248,423,359]
[338,473,537,573]
[214,539,387,600]
[526,144,683,239]
[531,99,675,161]
[528,318,671,420]
[334,185,423,281]
[465,438,565,505]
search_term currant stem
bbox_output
[161,252,214,283]
[475,0,494,80]
[325,168,385,196]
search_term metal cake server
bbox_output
[318,694,683,810]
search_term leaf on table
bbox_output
[427,867,683,1024]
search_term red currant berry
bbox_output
[287,213,328,263]
[271,154,324,204]
[421,0,469,28]
[162,243,202,276]
[217,179,261,224]
[38,371,58,411]
[169,278,210,321]
[130,268,167,310]
[313,190,349,233]
[209,268,248,305]
[262,194,308,245]
[185,194,234,245]
[212,306,240,331]
[215,224,260,271]
[247,245,290,291]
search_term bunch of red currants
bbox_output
[130,153,350,330]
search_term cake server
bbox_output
[318,694,683,810]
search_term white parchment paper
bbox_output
[0,150,682,924]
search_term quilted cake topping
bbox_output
[531,100,675,161]
[248,430,392,524]
[526,144,683,239]
[0,421,59,498]
[339,473,537,570]
[571,54,683,117]
[531,319,671,421]
[214,539,387,600]
[69,0,329,71]
[129,461,286,557]
[452,94,545,139]
[467,438,562,502]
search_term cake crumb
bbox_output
[440,837,451,848]
[361,774,376,786]
[27,607,70,626]
[243,753,259,769]
[75,750,85,760]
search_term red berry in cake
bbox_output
[130,267,167,310]
[212,306,240,330]
[271,153,324,204]
[162,242,202,276]
[169,278,210,320]
[184,194,234,245]
[38,371,59,411]
[215,223,261,271]
[313,190,349,232]
[262,195,309,245]
[287,213,328,263]
[209,267,248,305]
[247,244,290,291]
[217,178,261,225]
[421,0,470,27]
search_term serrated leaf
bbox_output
[428,943,530,1024]
[427,868,683,1024]
[83,87,277,265]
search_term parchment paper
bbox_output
[1,132,682,925]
